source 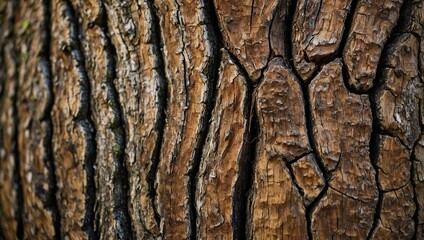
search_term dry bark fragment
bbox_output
[343,0,404,92]
[291,153,325,205]
[309,60,378,239]
[414,135,424,238]
[309,59,372,172]
[292,0,352,81]
[376,135,410,191]
[248,58,309,239]
[50,1,95,238]
[195,51,250,239]
[103,0,167,237]
[213,0,288,81]
[154,0,218,238]
[375,34,423,149]
[256,58,311,162]
[370,183,415,240]
[15,0,58,238]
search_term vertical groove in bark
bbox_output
[368,7,423,234]
[14,0,61,238]
[144,0,168,231]
[194,50,253,239]
[12,5,24,239]
[102,0,168,237]
[70,0,134,238]
[50,0,97,238]
[153,0,219,238]
[40,0,61,236]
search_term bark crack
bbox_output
[144,0,168,230]
[98,3,134,238]
[9,0,24,238]
[41,0,61,238]
[61,2,97,237]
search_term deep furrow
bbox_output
[288,1,331,239]
[187,2,222,238]
[198,11,258,235]
[12,42,24,240]
[10,0,24,238]
[101,19,134,240]
[144,0,168,228]
[60,2,97,237]
[40,0,61,238]
[337,0,359,58]
[412,140,421,239]
[302,83,330,240]
[365,1,413,235]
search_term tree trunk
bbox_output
[0,0,423,239]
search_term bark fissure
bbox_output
[9,1,24,238]
[41,0,61,237]
[412,141,421,239]
[144,0,168,229]
[60,2,97,237]
[337,0,359,58]
[99,7,134,239]
[12,32,24,240]
[288,2,331,238]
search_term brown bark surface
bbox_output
[0,0,423,239]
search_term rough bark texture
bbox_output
[0,0,423,239]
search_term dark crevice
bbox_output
[93,2,134,239]
[144,0,168,230]
[285,0,297,72]
[336,0,359,58]
[365,1,416,235]
[287,1,331,240]
[205,1,257,238]
[300,80,331,181]
[288,151,313,165]
[233,70,256,240]
[187,1,222,239]
[302,82,331,240]
[366,96,383,240]
[40,0,61,238]
[412,142,421,240]
[286,162,305,198]
[249,0,255,31]
[306,184,329,240]
[61,2,97,238]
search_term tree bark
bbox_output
[0,0,423,239]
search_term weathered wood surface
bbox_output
[292,0,352,81]
[343,0,403,92]
[247,58,310,239]
[195,50,250,239]
[50,1,97,238]
[15,0,59,238]
[309,60,378,239]
[213,0,291,81]
[0,0,423,239]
